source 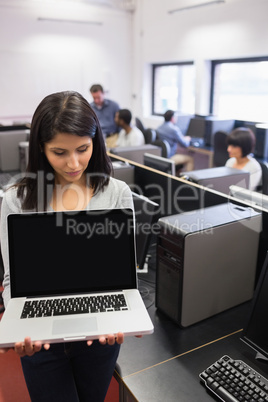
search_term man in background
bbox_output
[89,84,120,138]
[157,110,194,171]
[115,109,145,147]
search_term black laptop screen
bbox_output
[8,209,137,298]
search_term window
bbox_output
[211,57,268,122]
[152,62,195,115]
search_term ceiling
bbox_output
[0,0,136,10]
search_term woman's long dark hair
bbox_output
[16,91,112,211]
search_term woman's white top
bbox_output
[225,155,262,191]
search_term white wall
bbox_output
[131,0,268,128]
[1,0,268,128]
[0,0,133,122]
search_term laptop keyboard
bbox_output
[199,355,268,401]
[20,294,128,318]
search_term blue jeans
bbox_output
[21,341,120,402]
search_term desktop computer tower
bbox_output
[204,118,235,147]
[155,203,261,327]
[186,117,234,147]
[181,166,249,195]
[111,161,135,185]
[234,121,268,160]
[254,125,268,160]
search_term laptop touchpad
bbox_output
[52,317,98,335]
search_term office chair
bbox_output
[257,162,268,195]
[152,139,171,158]
[143,128,157,144]
[135,117,146,134]
[213,130,229,167]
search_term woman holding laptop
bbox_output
[0,91,134,401]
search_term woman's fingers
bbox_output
[14,337,44,357]
[97,332,125,346]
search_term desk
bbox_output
[188,145,214,169]
[115,244,266,401]
[176,145,214,170]
[121,330,268,402]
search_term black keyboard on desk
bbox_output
[199,355,268,401]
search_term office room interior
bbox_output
[1,0,268,401]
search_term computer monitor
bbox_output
[110,144,161,165]
[143,153,176,176]
[186,117,235,147]
[234,120,259,135]
[175,114,194,136]
[132,192,159,271]
[186,117,206,139]
[205,118,234,147]
[241,252,268,360]
[229,185,268,211]
[181,167,249,195]
[255,124,268,160]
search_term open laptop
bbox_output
[0,208,154,347]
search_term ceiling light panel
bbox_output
[168,0,225,14]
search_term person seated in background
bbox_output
[225,127,262,191]
[157,110,194,171]
[115,109,145,147]
[89,84,120,138]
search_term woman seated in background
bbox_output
[225,127,262,191]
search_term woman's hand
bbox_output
[87,332,125,346]
[2,333,140,353]
[14,337,50,357]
